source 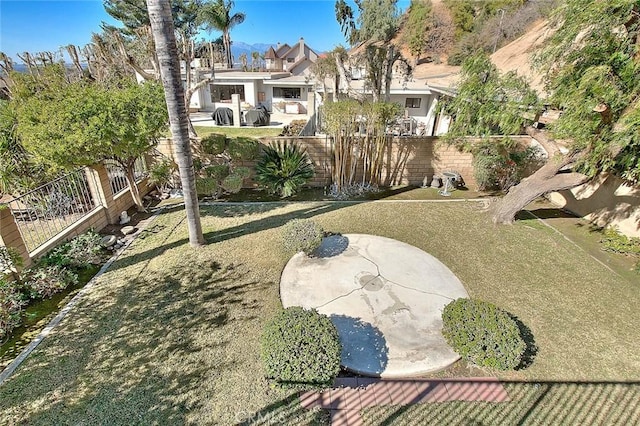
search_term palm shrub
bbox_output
[256,142,314,198]
[442,298,526,370]
[282,219,324,255]
[261,307,342,389]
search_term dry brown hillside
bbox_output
[490,19,553,95]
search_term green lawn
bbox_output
[0,201,638,424]
[194,125,282,139]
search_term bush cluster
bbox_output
[472,139,541,191]
[195,135,258,199]
[261,307,342,389]
[281,219,324,255]
[41,229,105,269]
[442,298,526,370]
[23,265,79,299]
[0,278,24,343]
[0,229,106,340]
[279,119,308,137]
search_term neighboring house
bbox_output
[184,38,319,115]
[315,61,459,136]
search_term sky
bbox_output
[0,0,410,62]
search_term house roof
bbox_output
[262,75,312,86]
[204,70,291,80]
[264,47,277,60]
[275,44,291,57]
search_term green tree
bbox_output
[440,53,539,143]
[147,0,205,246]
[198,0,245,69]
[446,1,640,224]
[403,0,433,60]
[0,101,48,196]
[14,71,168,212]
[335,0,406,102]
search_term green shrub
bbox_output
[279,119,308,136]
[256,142,314,198]
[227,137,259,161]
[442,298,526,370]
[233,166,251,179]
[24,265,78,299]
[261,307,341,389]
[200,133,226,156]
[148,159,175,192]
[220,174,243,193]
[196,176,218,197]
[203,164,230,180]
[472,139,540,191]
[42,230,105,269]
[600,227,640,255]
[0,277,24,342]
[282,219,324,255]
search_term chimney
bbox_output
[299,37,305,59]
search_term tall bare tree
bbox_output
[146,0,204,246]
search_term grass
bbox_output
[362,382,640,424]
[0,201,638,424]
[193,125,282,139]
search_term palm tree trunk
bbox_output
[147,0,204,246]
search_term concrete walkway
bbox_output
[280,234,469,378]
[301,377,510,425]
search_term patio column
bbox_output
[85,165,118,224]
[231,93,242,128]
[0,207,32,268]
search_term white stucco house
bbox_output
[182,38,319,115]
[314,59,458,136]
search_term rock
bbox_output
[121,226,136,235]
[100,235,117,248]
[113,244,122,250]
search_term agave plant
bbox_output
[255,142,314,198]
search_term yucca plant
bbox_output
[255,142,314,198]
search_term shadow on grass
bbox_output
[107,202,348,273]
[0,253,271,424]
[510,314,538,371]
[365,381,640,426]
[237,392,330,425]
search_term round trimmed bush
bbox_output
[281,219,324,255]
[261,307,341,389]
[442,298,526,370]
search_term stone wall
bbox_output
[158,135,479,190]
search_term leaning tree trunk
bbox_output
[147,0,204,246]
[124,164,146,212]
[490,131,590,224]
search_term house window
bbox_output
[286,57,295,63]
[405,98,421,108]
[273,87,301,99]
[210,84,245,102]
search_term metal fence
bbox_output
[7,169,100,252]
[104,157,148,195]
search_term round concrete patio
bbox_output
[280,234,469,378]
